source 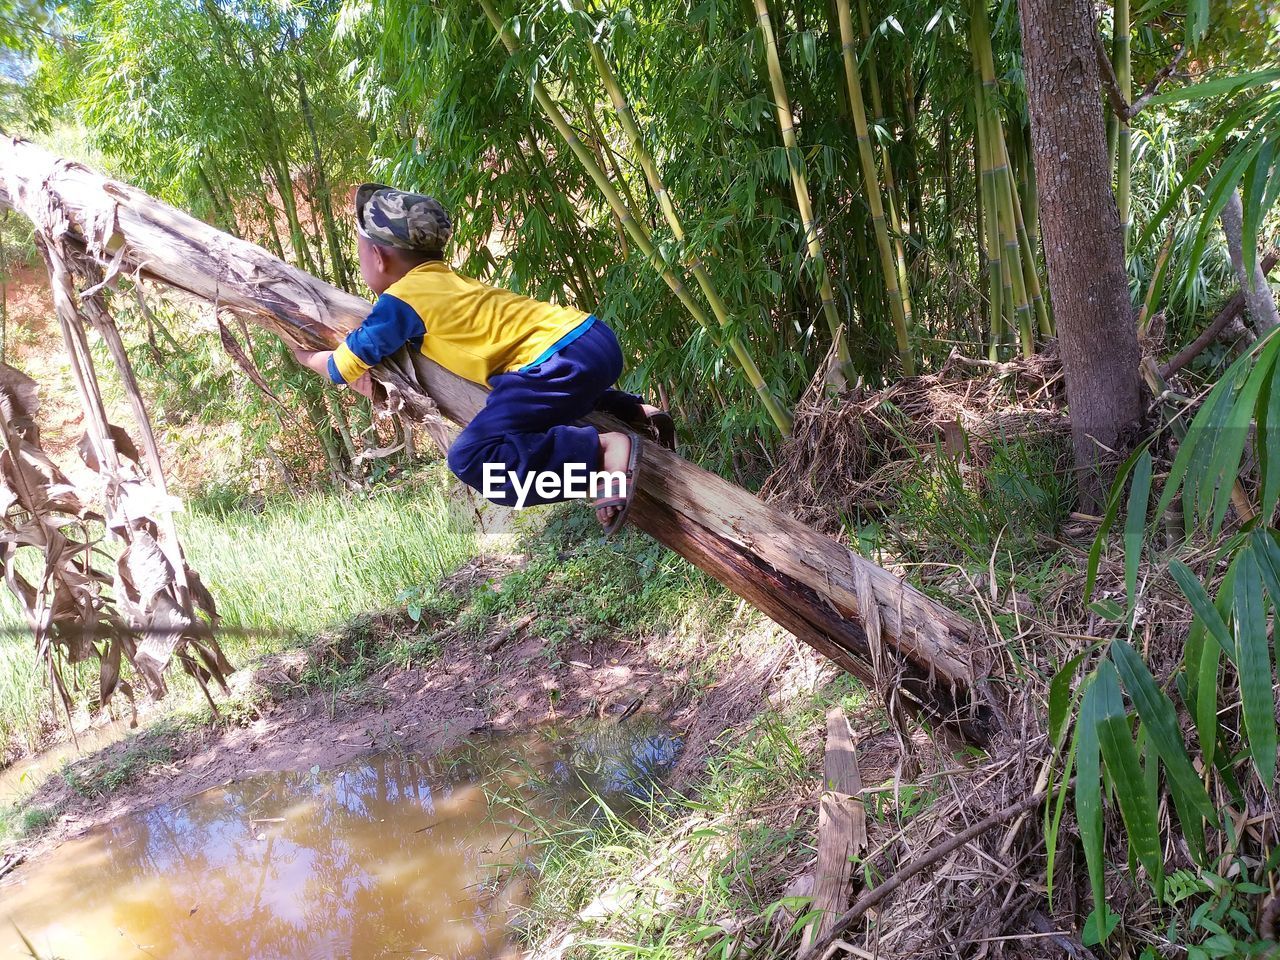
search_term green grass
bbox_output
[180,480,477,658]
[59,735,176,799]
[455,506,732,665]
[0,477,478,758]
[502,674,875,959]
[884,433,1074,568]
[0,802,61,848]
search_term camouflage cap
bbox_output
[354,183,453,253]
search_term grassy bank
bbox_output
[503,673,876,959]
[0,476,477,758]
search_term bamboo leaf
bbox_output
[1075,670,1108,933]
[1153,345,1253,526]
[1145,68,1280,106]
[1049,651,1089,748]
[1169,559,1234,654]
[1045,725,1077,911]
[1232,547,1278,785]
[1185,0,1209,47]
[1087,441,1153,604]
[1185,137,1268,302]
[1257,342,1280,522]
[1123,451,1152,609]
[1240,138,1273,279]
[1094,662,1165,898]
[1194,634,1220,774]
[1111,639,1215,823]
[1205,332,1279,535]
[1135,99,1256,253]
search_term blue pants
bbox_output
[447,319,644,507]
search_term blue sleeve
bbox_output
[328,293,425,384]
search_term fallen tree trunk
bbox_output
[0,135,1001,743]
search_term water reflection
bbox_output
[0,720,681,959]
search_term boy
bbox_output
[291,183,673,533]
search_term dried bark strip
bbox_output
[0,135,1001,743]
[803,707,867,950]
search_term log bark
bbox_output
[1017,0,1143,508]
[0,135,1001,744]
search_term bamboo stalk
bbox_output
[1114,0,1132,258]
[856,0,914,348]
[1011,122,1042,262]
[834,0,914,375]
[974,73,1004,360]
[573,65,646,230]
[990,124,1036,354]
[1022,125,1041,257]
[1013,180,1052,337]
[753,0,855,386]
[972,0,1034,355]
[480,0,792,431]
[571,0,794,431]
[1006,125,1050,334]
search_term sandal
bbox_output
[594,431,642,538]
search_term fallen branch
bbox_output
[0,852,24,881]
[797,790,1047,960]
[1161,250,1279,378]
[484,612,534,653]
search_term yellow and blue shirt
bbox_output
[328,261,594,387]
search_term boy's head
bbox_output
[353,183,452,294]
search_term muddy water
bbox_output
[0,720,681,960]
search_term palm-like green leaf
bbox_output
[1231,547,1278,785]
[1111,639,1213,858]
[1094,661,1165,898]
[1123,451,1152,610]
[1074,671,1108,931]
[1169,559,1234,653]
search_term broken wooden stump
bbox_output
[801,706,867,952]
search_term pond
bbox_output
[0,719,682,959]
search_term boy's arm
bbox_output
[290,346,335,378]
[289,346,373,399]
[291,293,424,392]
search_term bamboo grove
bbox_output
[11,0,1270,467]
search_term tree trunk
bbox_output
[1016,0,1142,506]
[1221,191,1279,334]
[0,135,1001,744]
